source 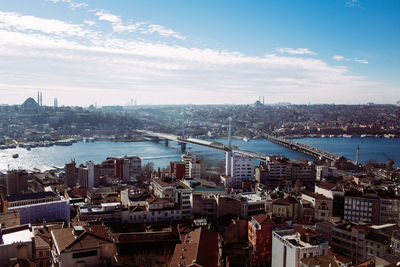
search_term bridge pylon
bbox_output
[180,142,186,152]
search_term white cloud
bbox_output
[142,24,186,40]
[333,55,368,64]
[84,20,95,26]
[346,0,361,7]
[0,11,98,39]
[95,10,121,24]
[0,11,388,106]
[276,47,316,55]
[50,0,88,9]
[354,58,368,64]
[93,9,185,39]
[333,55,344,61]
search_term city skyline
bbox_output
[0,0,399,106]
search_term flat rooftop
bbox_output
[5,191,58,202]
[2,229,33,245]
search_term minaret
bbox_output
[37,91,40,105]
[40,92,42,106]
[356,144,360,165]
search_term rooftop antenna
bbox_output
[228,117,232,148]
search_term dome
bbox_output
[21,97,39,112]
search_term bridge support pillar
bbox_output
[180,142,186,152]
[165,140,169,146]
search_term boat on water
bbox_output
[12,154,19,158]
[242,137,249,142]
[55,140,73,146]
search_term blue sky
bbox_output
[0,0,399,106]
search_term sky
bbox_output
[0,0,399,106]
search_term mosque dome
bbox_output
[21,97,40,112]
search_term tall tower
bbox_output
[37,91,40,105]
[40,92,42,106]
[356,144,360,165]
[227,117,232,148]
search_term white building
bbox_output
[86,161,96,188]
[224,152,254,188]
[151,178,193,218]
[0,225,34,266]
[266,156,290,179]
[181,154,195,179]
[189,160,201,179]
[6,192,70,224]
[316,166,338,181]
[122,197,182,224]
[271,229,329,267]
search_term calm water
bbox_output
[0,137,399,172]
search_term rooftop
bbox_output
[1,227,33,245]
[5,191,58,202]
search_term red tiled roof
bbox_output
[316,182,336,190]
[273,197,297,205]
[170,227,219,267]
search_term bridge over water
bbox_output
[137,130,352,164]
[137,130,270,162]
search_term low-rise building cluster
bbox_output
[1,147,400,267]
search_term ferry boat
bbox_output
[12,154,19,158]
[242,137,249,142]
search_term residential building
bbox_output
[301,191,333,221]
[248,215,286,265]
[391,230,400,257]
[78,165,93,189]
[78,202,122,223]
[330,222,370,264]
[272,197,300,219]
[189,160,201,179]
[290,161,314,184]
[151,178,193,218]
[266,156,291,179]
[170,226,222,267]
[64,161,76,188]
[6,170,28,195]
[315,166,338,181]
[365,231,390,258]
[122,197,182,223]
[0,224,34,266]
[169,161,186,180]
[50,224,114,267]
[124,156,141,180]
[223,152,254,189]
[344,190,380,224]
[87,161,100,188]
[378,190,400,226]
[181,153,195,179]
[271,228,329,267]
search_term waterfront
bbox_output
[0,137,399,172]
